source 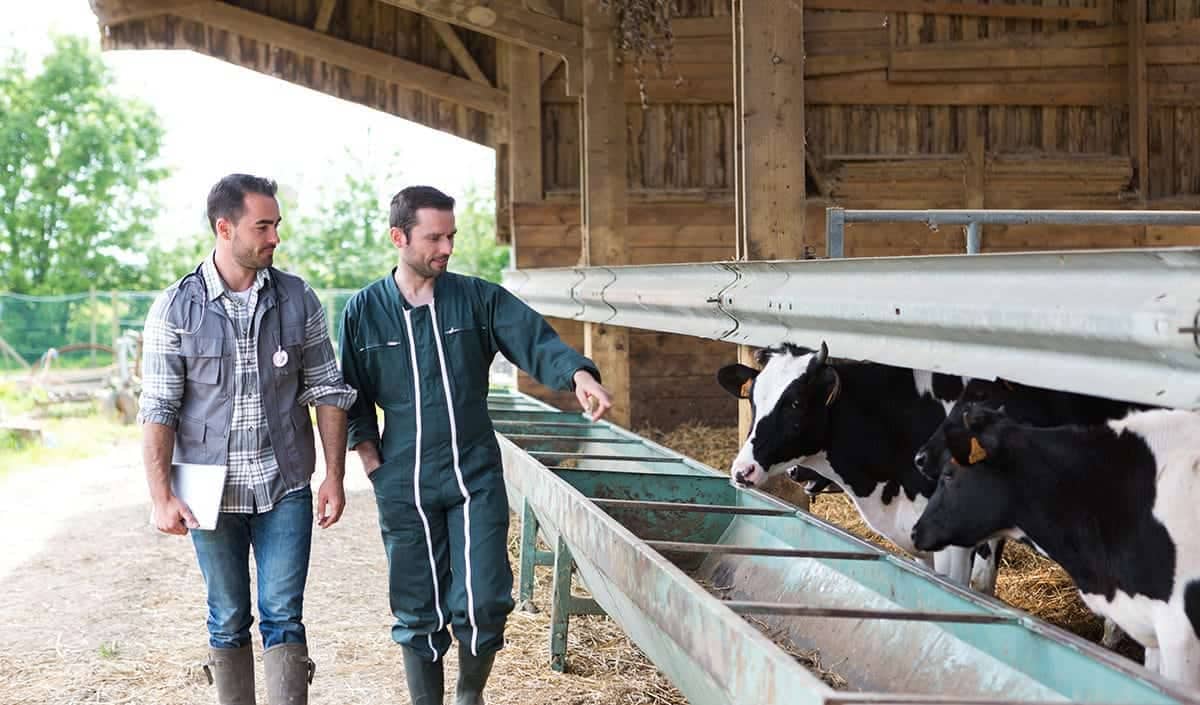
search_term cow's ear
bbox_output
[717,364,758,399]
[967,436,989,465]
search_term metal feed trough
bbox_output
[490,388,1200,705]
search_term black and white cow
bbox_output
[912,377,1153,648]
[911,403,1200,688]
[716,341,1001,592]
[914,377,1151,480]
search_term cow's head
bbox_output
[716,341,842,488]
[912,402,1017,552]
[914,378,1017,480]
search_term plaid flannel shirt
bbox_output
[138,254,357,513]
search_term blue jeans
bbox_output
[190,486,313,649]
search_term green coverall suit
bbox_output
[339,270,598,663]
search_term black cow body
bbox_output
[912,404,1200,688]
[717,342,1001,592]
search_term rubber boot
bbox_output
[262,642,315,705]
[455,647,496,705]
[401,645,445,705]
[203,644,256,705]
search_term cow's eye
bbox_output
[790,398,802,409]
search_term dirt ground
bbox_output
[0,438,684,705]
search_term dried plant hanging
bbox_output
[599,0,677,109]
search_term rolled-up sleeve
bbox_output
[297,284,358,410]
[137,288,186,428]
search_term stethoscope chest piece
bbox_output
[272,348,289,368]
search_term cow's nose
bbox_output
[734,469,750,486]
[914,450,928,471]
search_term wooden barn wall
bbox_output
[101,0,496,145]
[520,0,1200,429]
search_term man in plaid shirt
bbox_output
[139,174,357,705]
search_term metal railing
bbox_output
[502,247,1200,410]
[825,207,1200,257]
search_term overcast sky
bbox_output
[2,0,495,244]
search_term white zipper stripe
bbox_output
[402,307,446,660]
[428,302,479,656]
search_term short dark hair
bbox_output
[389,185,455,237]
[206,174,279,234]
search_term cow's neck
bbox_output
[822,365,938,501]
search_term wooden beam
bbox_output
[806,0,1107,22]
[1145,19,1200,44]
[542,54,564,84]
[579,1,630,429]
[806,76,1124,106]
[734,0,808,500]
[376,0,581,61]
[427,17,492,86]
[891,45,1127,71]
[509,46,543,227]
[90,0,203,25]
[1129,0,1148,202]
[895,25,1124,53]
[495,45,512,244]
[313,0,337,32]
[806,50,889,76]
[889,66,1125,84]
[171,1,506,115]
[734,1,808,260]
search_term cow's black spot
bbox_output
[1185,580,1200,640]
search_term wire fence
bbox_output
[0,288,359,371]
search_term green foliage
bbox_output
[273,149,393,289]
[0,36,168,295]
[448,185,510,284]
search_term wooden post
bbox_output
[89,287,98,364]
[1128,0,1149,204]
[579,1,630,428]
[509,46,544,215]
[111,291,121,348]
[733,1,808,466]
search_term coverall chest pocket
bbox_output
[440,325,489,399]
[358,339,412,407]
[180,335,223,385]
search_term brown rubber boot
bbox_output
[203,644,256,705]
[262,643,315,705]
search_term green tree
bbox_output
[0,35,167,295]
[273,151,392,290]
[448,185,510,284]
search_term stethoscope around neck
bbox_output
[170,264,290,369]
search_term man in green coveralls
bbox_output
[339,185,612,705]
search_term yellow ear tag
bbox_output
[740,379,753,398]
[968,437,988,465]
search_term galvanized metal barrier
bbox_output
[501,248,1200,409]
[491,388,1199,705]
[824,208,1200,258]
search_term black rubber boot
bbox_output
[401,645,445,705]
[455,648,496,705]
